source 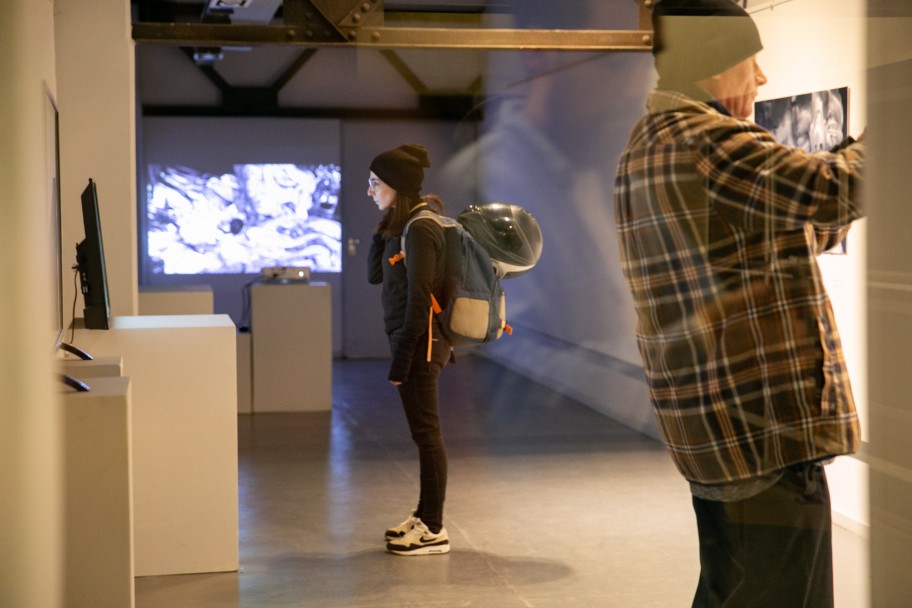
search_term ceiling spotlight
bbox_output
[209,0,253,8]
[192,47,224,66]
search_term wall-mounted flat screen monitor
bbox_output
[76,178,111,330]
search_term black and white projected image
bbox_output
[146,163,342,274]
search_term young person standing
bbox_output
[367,144,453,556]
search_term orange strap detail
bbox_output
[426,306,434,362]
[388,251,406,265]
[425,295,443,362]
[504,322,513,335]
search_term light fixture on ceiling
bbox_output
[209,0,254,8]
[206,0,280,25]
[192,47,225,66]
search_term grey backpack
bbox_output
[399,210,509,348]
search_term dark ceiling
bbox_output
[132,1,653,118]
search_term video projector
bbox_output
[260,266,311,283]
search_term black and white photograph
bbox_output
[755,86,849,153]
[755,86,850,253]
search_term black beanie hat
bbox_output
[652,0,763,85]
[369,144,431,198]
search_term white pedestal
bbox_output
[72,315,238,576]
[237,331,252,414]
[62,376,134,608]
[139,285,214,315]
[59,354,124,378]
[251,282,332,412]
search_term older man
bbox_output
[614,1,865,605]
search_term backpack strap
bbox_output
[400,210,442,259]
[388,209,440,266]
[391,209,447,362]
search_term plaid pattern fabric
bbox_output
[614,90,864,484]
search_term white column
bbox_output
[0,1,65,606]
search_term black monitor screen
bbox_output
[76,178,111,329]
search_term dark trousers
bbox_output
[692,462,834,608]
[396,341,449,533]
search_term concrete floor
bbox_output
[135,356,868,607]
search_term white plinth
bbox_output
[251,282,332,412]
[72,314,238,576]
[62,376,134,608]
[139,285,214,315]
[59,354,124,378]
[237,331,252,414]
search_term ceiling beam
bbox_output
[133,23,653,51]
[380,49,429,93]
[134,0,655,52]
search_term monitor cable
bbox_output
[69,264,79,344]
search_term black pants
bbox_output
[691,462,834,608]
[396,338,449,533]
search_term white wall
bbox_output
[751,0,869,536]
[139,116,343,352]
[752,0,869,434]
[0,1,64,606]
[2,1,137,603]
[56,0,138,325]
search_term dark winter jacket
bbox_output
[368,212,449,382]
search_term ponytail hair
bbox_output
[377,193,445,238]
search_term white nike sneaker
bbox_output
[386,519,450,556]
[384,511,419,542]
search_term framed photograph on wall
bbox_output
[755,86,850,253]
[755,86,849,152]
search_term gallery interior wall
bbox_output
[140,116,344,351]
[56,0,138,326]
[2,1,64,606]
[750,0,870,536]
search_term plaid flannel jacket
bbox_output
[614,90,864,484]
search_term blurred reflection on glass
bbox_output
[439,0,654,362]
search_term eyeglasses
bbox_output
[368,178,382,189]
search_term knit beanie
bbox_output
[652,0,763,86]
[369,144,431,198]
